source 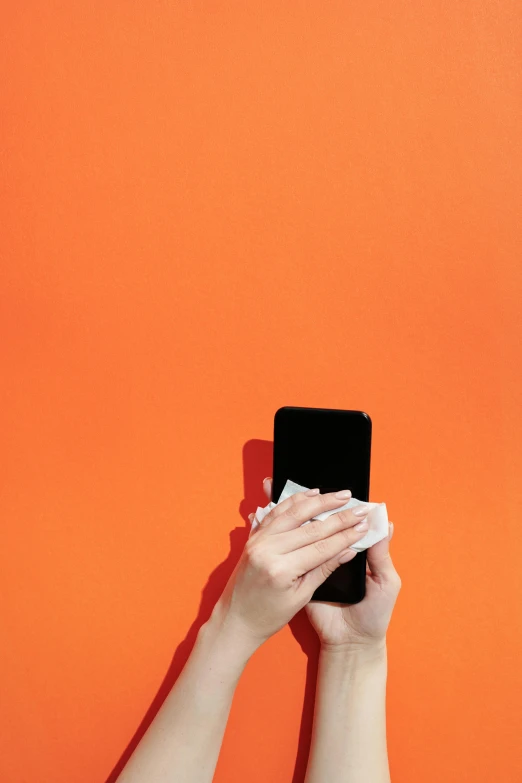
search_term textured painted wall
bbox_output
[1,3,521,782]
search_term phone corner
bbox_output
[360,410,372,428]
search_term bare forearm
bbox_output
[116,607,258,783]
[304,641,390,783]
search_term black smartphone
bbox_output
[272,406,372,604]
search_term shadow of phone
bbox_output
[105,438,318,783]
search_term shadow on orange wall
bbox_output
[104,439,321,783]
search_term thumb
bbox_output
[366,522,397,581]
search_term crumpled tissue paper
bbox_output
[251,479,389,553]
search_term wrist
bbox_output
[200,600,263,664]
[320,637,387,665]
[318,640,387,692]
[167,605,257,709]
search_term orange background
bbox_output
[1,2,521,782]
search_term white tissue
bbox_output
[251,479,389,553]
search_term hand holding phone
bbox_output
[259,478,402,653]
[214,487,371,650]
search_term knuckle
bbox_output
[320,560,336,580]
[246,543,287,586]
[245,540,265,569]
[314,492,327,508]
[341,528,358,545]
[283,502,301,520]
[314,538,329,556]
[266,562,286,586]
[303,520,320,539]
[336,510,351,526]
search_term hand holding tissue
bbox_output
[251,479,389,553]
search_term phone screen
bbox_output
[273,406,372,604]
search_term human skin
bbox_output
[261,478,402,783]
[115,479,399,783]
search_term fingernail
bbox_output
[352,505,369,516]
[339,549,356,564]
[263,477,271,483]
[305,488,320,496]
[354,519,369,531]
[334,489,352,499]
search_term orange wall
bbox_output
[1,3,521,782]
